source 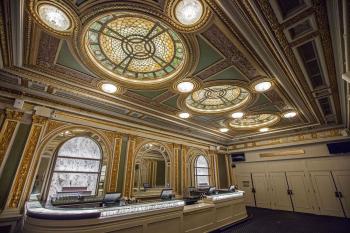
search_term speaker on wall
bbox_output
[230,153,245,162]
[327,140,350,154]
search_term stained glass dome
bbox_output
[229,113,280,129]
[185,85,251,113]
[84,13,186,84]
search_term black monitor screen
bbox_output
[229,185,236,192]
[103,193,121,203]
[160,189,173,200]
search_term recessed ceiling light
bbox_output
[38,4,71,31]
[259,128,269,132]
[231,112,244,119]
[177,81,194,93]
[101,83,117,94]
[175,0,203,25]
[283,111,297,118]
[219,128,229,133]
[254,81,272,92]
[179,112,190,118]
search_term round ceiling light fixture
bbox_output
[283,111,297,118]
[231,112,244,119]
[101,83,117,94]
[259,128,269,132]
[219,128,229,133]
[254,81,272,92]
[175,0,204,25]
[177,81,194,93]
[179,112,190,119]
[38,4,71,32]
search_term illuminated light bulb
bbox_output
[101,83,117,94]
[175,0,203,25]
[283,111,297,118]
[177,81,194,93]
[231,112,244,119]
[38,4,70,31]
[219,128,229,133]
[254,81,272,92]
[259,128,269,132]
[179,112,190,118]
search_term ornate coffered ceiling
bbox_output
[0,0,346,145]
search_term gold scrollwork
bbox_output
[109,134,122,192]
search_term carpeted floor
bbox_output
[219,207,350,233]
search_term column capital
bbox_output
[32,115,48,125]
[5,108,24,121]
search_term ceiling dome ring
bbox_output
[224,112,281,130]
[73,4,199,89]
[177,80,256,115]
[28,0,80,37]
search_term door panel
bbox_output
[269,172,292,211]
[237,174,255,206]
[332,170,350,218]
[310,171,344,217]
[286,171,314,214]
[252,173,270,208]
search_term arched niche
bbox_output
[29,126,112,201]
[132,141,172,197]
[186,148,211,187]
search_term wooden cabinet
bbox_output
[251,173,270,208]
[236,174,255,207]
[269,172,293,211]
[332,170,350,217]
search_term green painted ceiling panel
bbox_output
[131,89,167,99]
[57,41,94,75]
[206,66,248,81]
[162,94,179,109]
[194,36,224,74]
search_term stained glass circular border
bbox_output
[228,113,280,130]
[83,12,188,85]
[183,84,252,114]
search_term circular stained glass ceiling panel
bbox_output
[229,113,280,129]
[38,4,71,31]
[84,13,186,84]
[185,85,251,113]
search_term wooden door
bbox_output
[332,170,350,218]
[310,171,344,217]
[252,172,270,208]
[286,171,314,214]
[237,173,255,206]
[269,172,293,211]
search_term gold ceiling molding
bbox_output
[165,0,213,33]
[72,2,199,89]
[260,149,305,158]
[28,0,79,37]
[178,80,255,115]
[227,112,281,130]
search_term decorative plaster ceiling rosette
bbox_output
[80,11,192,88]
[179,82,253,114]
[165,0,213,33]
[28,0,78,37]
[228,113,280,130]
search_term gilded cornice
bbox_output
[5,109,24,121]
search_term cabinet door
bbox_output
[286,171,314,214]
[332,170,350,218]
[252,173,270,208]
[310,171,344,217]
[269,172,293,211]
[237,174,255,206]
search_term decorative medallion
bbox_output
[29,0,77,37]
[83,13,187,86]
[184,84,251,113]
[229,113,280,129]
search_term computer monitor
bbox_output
[207,187,216,195]
[103,192,121,204]
[160,189,173,200]
[228,185,236,192]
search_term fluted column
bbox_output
[173,144,180,194]
[123,135,136,197]
[108,133,122,192]
[0,109,23,172]
[7,115,47,210]
[181,145,187,192]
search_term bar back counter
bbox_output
[23,191,247,233]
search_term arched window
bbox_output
[48,136,102,198]
[194,155,209,187]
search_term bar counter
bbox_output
[23,192,247,233]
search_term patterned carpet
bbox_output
[218,207,350,233]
